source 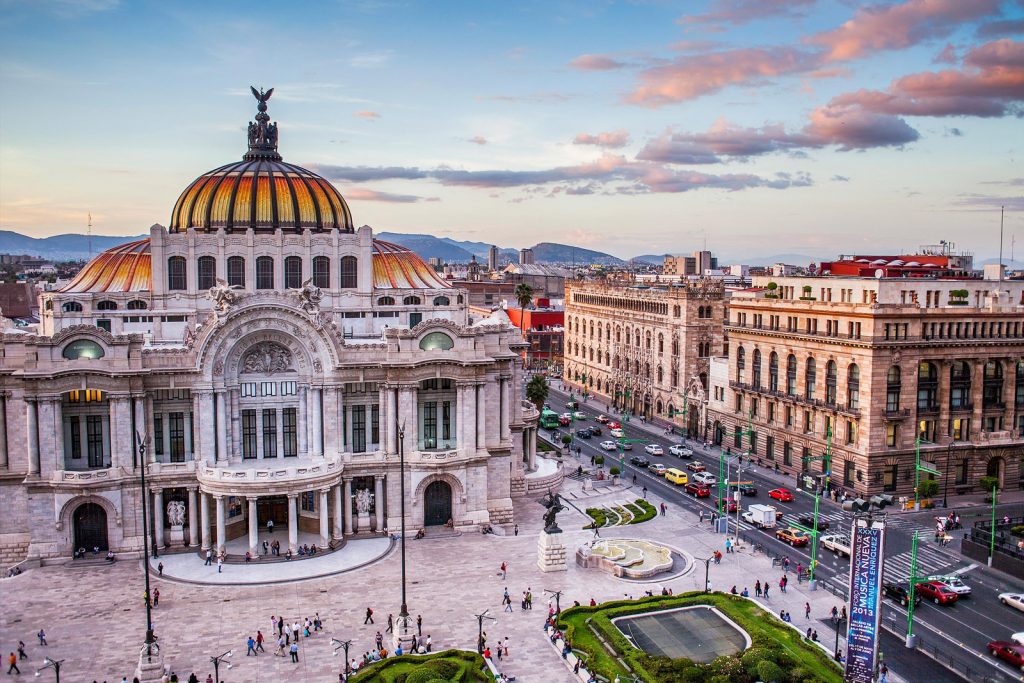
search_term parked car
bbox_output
[915,581,959,605]
[588,425,602,436]
[999,593,1024,613]
[933,575,971,598]
[768,488,794,502]
[610,428,625,438]
[686,462,706,473]
[575,428,592,439]
[882,581,921,607]
[776,527,810,547]
[1010,632,1024,647]
[644,444,664,455]
[669,445,693,457]
[600,440,618,451]
[729,482,757,496]
[685,482,711,497]
[629,455,650,468]
[718,497,738,512]
[796,515,830,532]
[649,463,667,476]
[572,411,587,420]
[987,641,1024,671]
[692,471,717,486]
[596,414,610,424]
[820,533,851,557]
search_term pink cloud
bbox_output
[804,104,920,150]
[569,54,626,71]
[345,188,425,203]
[573,130,631,148]
[808,0,1001,63]
[354,110,380,120]
[468,136,488,145]
[679,0,815,28]
[626,47,819,106]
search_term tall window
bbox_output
[887,366,901,411]
[736,346,745,383]
[786,354,797,395]
[167,256,186,291]
[69,417,82,459]
[352,405,367,453]
[168,412,185,462]
[751,350,762,388]
[768,352,779,392]
[844,460,855,486]
[256,256,274,289]
[423,402,438,449]
[340,255,358,289]
[313,256,330,289]
[154,415,163,455]
[86,415,104,467]
[983,360,1004,409]
[262,409,277,458]
[825,360,837,405]
[847,364,860,409]
[197,256,216,290]
[950,361,971,409]
[285,256,303,289]
[1016,361,1024,408]
[241,410,257,459]
[227,256,246,288]
[371,405,380,445]
[805,357,816,399]
[283,408,298,456]
[917,361,938,411]
[883,463,898,492]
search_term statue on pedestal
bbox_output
[541,490,564,534]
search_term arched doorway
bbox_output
[73,502,109,552]
[713,421,723,446]
[424,480,452,527]
[987,457,1005,489]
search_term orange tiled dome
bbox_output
[59,238,151,293]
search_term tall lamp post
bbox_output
[209,650,232,683]
[332,638,353,674]
[474,609,496,654]
[697,556,713,592]
[396,422,410,640]
[135,431,156,652]
[35,657,64,682]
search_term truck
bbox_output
[741,504,777,529]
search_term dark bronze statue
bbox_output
[244,86,281,160]
[541,490,564,534]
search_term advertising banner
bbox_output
[844,519,885,682]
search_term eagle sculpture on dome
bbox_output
[250,86,273,110]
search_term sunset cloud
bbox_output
[573,130,631,148]
[569,54,627,71]
[679,0,815,28]
[468,136,488,145]
[354,110,381,120]
[345,188,429,203]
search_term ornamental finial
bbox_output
[244,86,281,160]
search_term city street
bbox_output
[542,382,1024,683]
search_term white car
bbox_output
[934,575,971,597]
[572,411,587,420]
[669,445,693,457]
[610,428,624,438]
[599,440,618,451]
[644,444,664,455]
[820,533,851,557]
[999,592,1024,613]
[1012,632,1024,647]
[692,471,716,486]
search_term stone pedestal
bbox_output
[391,615,417,652]
[537,530,567,572]
[168,524,185,545]
[357,512,371,534]
[134,643,165,683]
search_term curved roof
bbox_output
[373,240,451,289]
[59,239,151,293]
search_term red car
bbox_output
[558,416,571,427]
[768,488,794,502]
[915,581,959,605]
[987,641,1024,671]
[718,498,738,512]
[685,482,711,498]
[608,421,621,429]
[596,414,610,424]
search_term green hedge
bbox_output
[631,499,657,524]
[347,649,490,683]
[556,592,843,683]
[585,508,608,529]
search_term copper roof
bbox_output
[372,240,451,290]
[59,239,152,293]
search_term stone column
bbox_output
[215,495,226,554]
[343,478,353,534]
[215,391,228,463]
[324,387,340,456]
[133,395,147,456]
[248,497,259,557]
[379,385,390,455]
[200,491,211,551]
[298,386,309,456]
[187,487,199,546]
[499,376,510,442]
[153,488,165,549]
[388,388,399,455]
[374,475,384,531]
[313,388,324,457]
[51,398,65,471]
[333,483,344,541]
[476,383,486,450]
[529,428,537,470]
[319,488,330,546]
[287,493,299,553]
[0,395,7,469]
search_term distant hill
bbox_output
[531,242,624,265]
[0,230,145,261]
[377,232,624,265]
[631,254,669,265]
[375,232,477,262]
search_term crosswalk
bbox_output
[882,543,970,583]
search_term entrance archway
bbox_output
[424,480,452,527]
[73,502,109,552]
[987,457,1005,489]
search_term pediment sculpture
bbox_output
[241,341,293,374]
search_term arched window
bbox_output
[752,349,762,388]
[340,255,358,289]
[917,361,938,411]
[197,255,216,290]
[769,352,779,392]
[983,360,1004,409]
[96,300,117,311]
[825,360,837,405]
[786,354,797,395]
[657,366,664,383]
[635,330,641,347]
[227,256,245,288]
[886,366,901,412]
[644,363,650,379]
[312,255,330,289]
[256,256,274,289]
[62,338,105,360]
[457,294,464,304]
[127,300,147,310]
[645,331,652,349]
[433,296,450,306]
[167,256,186,290]
[736,346,746,383]
[403,295,421,305]
[284,256,303,289]
[656,399,663,414]
[805,357,817,399]
[419,332,454,351]
[847,364,860,410]
[377,296,395,306]
[62,301,83,313]
[950,361,971,410]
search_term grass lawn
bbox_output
[556,592,843,683]
[347,649,491,682]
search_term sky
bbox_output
[1,0,1022,260]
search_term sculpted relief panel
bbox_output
[241,341,294,374]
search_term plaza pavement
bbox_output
[0,464,905,683]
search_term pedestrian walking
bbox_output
[526,589,533,609]
[725,538,732,554]
[158,561,164,576]
[417,614,423,636]
[256,631,265,652]
[386,614,394,633]
[754,580,761,597]
[364,607,374,624]
[7,652,20,675]
[36,630,46,646]
[500,561,507,579]
[805,602,811,620]
[247,636,257,656]
[217,556,223,573]
[642,486,647,499]
[503,588,513,613]
[277,636,286,657]
[660,503,667,516]
[780,575,788,593]
[205,549,212,565]
[503,637,510,658]
[698,510,704,523]
[278,615,285,637]
[267,519,274,534]
[289,643,299,663]
[514,524,519,536]
[831,606,839,624]
[16,642,26,661]
[153,587,160,607]
[763,581,770,599]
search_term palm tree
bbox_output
[526,374,549,411]
[514,282,534,368]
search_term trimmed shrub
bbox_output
[404,670,444,683]
[757,660,786,682]
[425,659,460,679]
[610,466,621,476]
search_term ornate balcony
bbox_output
[198,455,343,495]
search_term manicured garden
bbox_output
[347,649,490,683]
[556,592,843,683]
[584,499,656,528]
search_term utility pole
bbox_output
[544,588,564,615]
[797,424,834,588]
[331,638,353,674]
[473,610,496,654]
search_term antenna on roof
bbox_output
[87,212,92,260]
[999,205,1005,282]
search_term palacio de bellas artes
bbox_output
[0,93,544,578]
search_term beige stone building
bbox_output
[563,278,726,434]
[707,274,1024,497]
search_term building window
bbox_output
[950,361,971,409]
[751,350,762,389]
[340,255,358,289]
[95,319,112,333]
[167,256,186,290]
[127,300,148,310]
[886,423,898,447]
[285,256,303,289]
[283,408,297,456]
[844,459,855,486]
[352,405,367,453]
[433,296,450,306]
[733,427,742,448]
[847,364,860,410]
[69,417,81,459]
[917,361,938,411]
[765,436,774,460]
[786,354,797,395]
[783,441,792,466]
[86,415,104,468]
[805,357,816,399]
[62,301,83,313]
[886,366,901,412]
[825,360,837,405]
[955,459,968,485]
[918,419,936,442]
[169,412,185,462]
[301,491,316,512]
[263,409,277,458]
[422,402,437,449]
[951,417,967,440]
[883,464,898,492]
[1016,361,1024,408]
[241,410,257,459]
[371,405,380,445]
[983,360,1004,409]
[846,419,856,445]
[228,256,246,288]
[768,352,779,392]
[96,300,117,311]
[313,256,330,289]
[736,346,745,383]
[256,256,274,289]
[198,255,216,290]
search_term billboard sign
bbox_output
[844,518,885,682]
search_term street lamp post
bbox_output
[473,609,495,654]
[697,556,713,592]
[135,431,156,653]
[210,650,232,683]
[35,657,63,683]
[544,588,564,615]
[398,423,410,632]
[332,638,353,674]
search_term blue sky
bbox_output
[1,0,1022,259]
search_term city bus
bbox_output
[540,408,560,430]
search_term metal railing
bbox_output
[878,612,1010,683]
[969,516,1024,558]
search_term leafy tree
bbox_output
[918,479,939,498]
[526,374,549,411]
[514,282,534,335]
